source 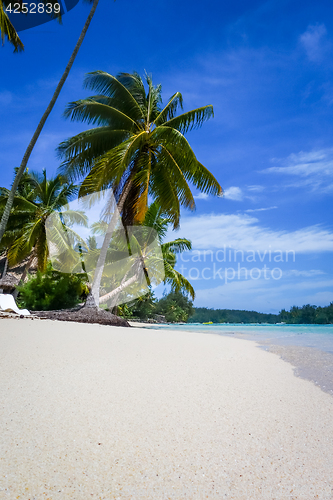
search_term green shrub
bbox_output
[155,291,194,322]
[17,264,89,311]
[125,291,156,320]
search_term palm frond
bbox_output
[162,105,214,133]
[58,128,130,181]
[163,262,195,300]
[162,238,192,254]
[81,131,149,193]
[84,71,144,121]
[192,162,222,195]
[157,144,196,210]
[142,202,170,240]
[64,99,140,131]
[117,72,147,111]
[148,162,180,229]
[153,92,183,126]
[60,209,89,227]
[0,2,24,52]
[7,218,42,266]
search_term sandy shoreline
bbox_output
[1,319,333,499]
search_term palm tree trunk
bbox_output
[1,255,8,280]
[0,0,100,245]
[99,273,138,304]
[107,268,130,310]
[84,178,133,309]
[12,253,35,299]
[0,255,8,293]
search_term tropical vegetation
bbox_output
[0,169,86,277]
[0,168,197,312]
[0,0,101,246]
[17,263,88,311]
[121,290,194,323]
[0,0,24,51]
[57,70,221,307]
[0,71,222,317]
[189,303,333,324]
[46,200,195,311]
[1,0,62,52]
[154,290,194,323]
[278,303,333,324]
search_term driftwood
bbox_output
[31,306,130,327]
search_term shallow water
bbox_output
[147,323,333,396]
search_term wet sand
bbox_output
[261,344,333,397]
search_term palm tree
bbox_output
[138,201,195,299]
[0,169,87,277]
[1,0,61,52]
[0,0,102,245]
[0,0,24,51]
[57,71,222,307]
[82,201,194,309]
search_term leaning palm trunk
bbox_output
[0,0,100,245]
[12,253,35,299]
[106,269,130,310]
[101,250,148,306]
[84,179,133,308]
[0,255,8,292]
[99,273,138,305]
[1,255,8,280]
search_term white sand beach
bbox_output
[0,319,332,499]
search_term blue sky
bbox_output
[1,0,333,313]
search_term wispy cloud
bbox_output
[176,213,333,253]
[245,206,277,213]
[247,185,265,192]
[221,186,263,203]
[284,269,326,278]
[193,277,333,312]
[299,24,332,63]
[223,186,243,201]
[261,148,333,193]
[193,192,209,200]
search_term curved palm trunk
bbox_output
[0,255,8,293]
[0,0,100,245]
[99,273,138,305]
[84,179,133,309]
[1,255,8,280]
[106,269,130,310]
[12,253,35,299]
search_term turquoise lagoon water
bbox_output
[146,323,333,354]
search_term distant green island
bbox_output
[120,291,333,325]
[189,303,333,325]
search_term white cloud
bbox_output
[193,192,209,200]
[223,186,243,201]
[265,149,333,176]
[247,185,265,192]
[193,277,333,312]
[261,148,333,192]
[175,213,333,253]
[284,269,325,278]
[299,24,331,63]
[245,206,277,213]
